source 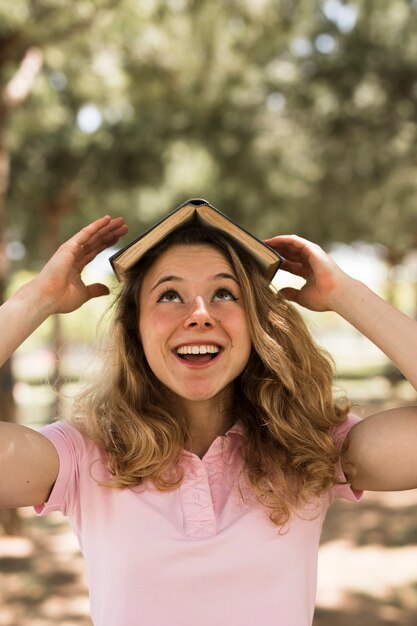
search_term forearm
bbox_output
[332,277,417,390]
[0,279,55,367]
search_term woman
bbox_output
[0,206,416,626]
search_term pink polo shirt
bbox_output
[36,415,361,626]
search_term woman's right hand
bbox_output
[33,215,128,315]
[0,215,128,368]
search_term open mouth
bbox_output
[175,344,222,364]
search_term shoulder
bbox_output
[35,421,109,516]
[39,420,98,463]
[330,413,362,449]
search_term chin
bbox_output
[176,384,232,405]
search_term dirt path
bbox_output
[0,509,91,626]
[316,490,417,625]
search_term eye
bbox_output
[157,289,182,303]
[213,287,238,301]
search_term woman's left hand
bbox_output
[264,234,353,312]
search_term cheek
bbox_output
[242,320,253,360]
[230,311,252,353]
[139,309,177,352]
[242,336,252,366]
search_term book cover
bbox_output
[109,198,284,282]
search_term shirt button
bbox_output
[208,466,216,475]
[193,493,200,502]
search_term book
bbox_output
[109,198,284,282]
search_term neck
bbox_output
[175,392,235,458]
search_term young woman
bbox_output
[0,205,416,626]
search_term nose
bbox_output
[185,296,215,328]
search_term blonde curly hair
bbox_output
[70,225,350,527]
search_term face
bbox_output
[139,244,252,410]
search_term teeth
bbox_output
[176,345,220,355]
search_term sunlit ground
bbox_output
[0,509,91,626]
[316,489,417,625]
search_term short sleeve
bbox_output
[329,413,363,503]
[34,421,93,517]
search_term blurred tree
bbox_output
[7,0,417,261]
[8,0,314,250]
[2,0,417,533]
[279,0,417,260]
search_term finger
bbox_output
[265,234,312,248]
[98,222,129,246]
[72,219,128,270]
[72,217,126,257]
[83,242,115,265]
[82,226,129,266]
[85,283,110,300]
[267,241,307,257]
[82,218,128,253]
[281,260,308,278]
[95,217,127,240]
[278,287,301,302]
[65,216,113,264]
[265,235,322,256]
[83,227,128,262]
[278,247,307,262]
[74,215,113,248]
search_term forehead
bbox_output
[144,243,234,280]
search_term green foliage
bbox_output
[3,0,417,270]
[280,0,417,252]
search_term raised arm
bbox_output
[265,234,417,491]
[0,215,128,508]
[0,215,127,367]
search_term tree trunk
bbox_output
[42,182,77,421]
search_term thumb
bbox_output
[278,287,301,303]
[86,283,110,301]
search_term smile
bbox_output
[173,344,223,366]
[176,344,220,355]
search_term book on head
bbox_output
[109,198,284,282]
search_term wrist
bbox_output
[326,274,363,315]
[13,278,58,321]
[0,278,57,366]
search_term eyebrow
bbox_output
[213,272,239,283]
[150,275,184,292]
[150,272,239,292]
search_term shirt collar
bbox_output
[226,420,245,437]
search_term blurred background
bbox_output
[1,0,417,624]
